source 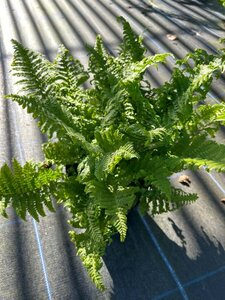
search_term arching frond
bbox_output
[69,230,105,290]
[112,208,127,242]
[95,142,139,180]
[0,159,61,220]
[123,54,171,85]
[150,188,198,215]
[54,45,89,92]
[117,16,145,62]
[11,39,54,96]
[87,35,117,90]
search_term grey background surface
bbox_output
[1,0,225,299]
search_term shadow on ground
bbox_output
[103,209,225,300]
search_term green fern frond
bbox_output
[115,186,138,211]
[94,128,125,152]
[125,123,150,142]
[136,155,183,197]
[177,49,215,72]
[176,57,225,119]
[124,123,168,149]
[152,68,190,123]
[151,155,182,173]
[183,158,225,172]
[174,135,225,171]
[213,106,225,125]
[145,127,167,146]
[112,208,127,241]
[7,41,95,145]
[84,253,104,290]
[85,180,137,213]
[123,54,171,85]
[0,159,62,220]
[155,54,225,125]
[117,16,145,62]
[170,189,198,209]
[54,45,89,92]
[11,39,54,96]
[79,250,104,290]
[125,82,159,127]
[102,90,127,126]
[152,174,172,198]
[189,103,224,136]
[86,205,105,245]
[85,180,114,211]
[95,142,139,180]
[195,103,224,123]
[87,36,117,90]
[69,230,105,290]
[7,93,95,153]
[150,188,197,215]
[55,176,86,206]
[43,141,84,165]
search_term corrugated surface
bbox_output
[0,0,225,299]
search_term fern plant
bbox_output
[1,17,225,289]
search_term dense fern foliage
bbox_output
[1,17,225,289]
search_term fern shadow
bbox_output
[171,0,225,20]
[103,208,225,299]
[154,0,224,31]
[103,209,180,300]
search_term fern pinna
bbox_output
[1,17,225,289]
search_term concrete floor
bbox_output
[0,0,225,299]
